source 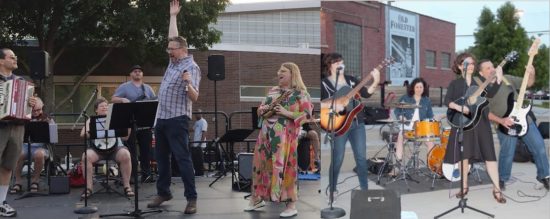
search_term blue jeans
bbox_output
[329,120,368,190]
[154,115,197,200]
[498,122,550,182]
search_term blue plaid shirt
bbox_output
[156,55,201,119]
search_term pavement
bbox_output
[320,106,550,219]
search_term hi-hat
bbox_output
[386,102,420,109]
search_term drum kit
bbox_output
[373,102,451,190]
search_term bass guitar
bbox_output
[498,38,540,136]
[320,58,393,136]
[447,51,518,130]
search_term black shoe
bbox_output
[499,180,506,191]
[538,176,550,190]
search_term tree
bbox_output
[0,0,229,112]
[471,1,548,89]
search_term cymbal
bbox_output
[376,119,412,124]
[386,102,420,109]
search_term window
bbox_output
[335,22,362,78]
[240,85,320,102]
[425,50,436,68]
[441,52,451,69]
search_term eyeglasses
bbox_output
[165,47,183,53]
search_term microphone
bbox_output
[463,61,469,73]
[336,64,345,71]
[183,70,189,92]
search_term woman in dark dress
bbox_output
[444,53,506,203]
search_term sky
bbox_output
[230,0,549,52]
[392,1,550,51]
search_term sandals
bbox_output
[30,182,39,192]
[81,188,93,199]
[124,187,135,197]
[9,184,22,194]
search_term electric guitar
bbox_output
[320,58,394,136]
[498,38,540,137]
[447,51,519,130]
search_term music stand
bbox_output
[16,121,51,200]
[101,101,161,218]
[88,115,128,198]
[209,129,254,187]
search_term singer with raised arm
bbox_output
[443,53,505,203]
[0,48,42,217]
[146,0,201,215]
[320,52,380,193]
[111,65,157,183]
[244,62,312,218]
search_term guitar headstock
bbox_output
[528,38,541,57]
[504,51,519,63]
[374,56,395,71]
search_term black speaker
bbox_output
[350,189,401,219]
[251,107,260,129]
[238,153,253,180]
[207,54,225,81]
[29,50,50,80]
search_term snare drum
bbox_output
[414,119,441,141]
[404,130,415,140]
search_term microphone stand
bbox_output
[321,67,345,218]
[435,64,493,218]
[75,89,98,214]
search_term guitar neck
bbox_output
[344,65,382,100]
[515,55,535,107]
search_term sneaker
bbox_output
[279,208,298,218]
[0,201,16,217]
[538,176,550,190]
[184,199,197,214]
[244,200,265,212]
[499,180,506,191]
[147,195,173,208]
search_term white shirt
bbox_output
[192,118,207,148]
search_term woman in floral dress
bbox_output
[244,62,313,218]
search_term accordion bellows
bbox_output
[0,79,34,121]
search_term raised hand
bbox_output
[170,0,181,16]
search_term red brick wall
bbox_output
[419,15,456,88]
[321,1,455,88]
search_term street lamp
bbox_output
[514,9,524,19]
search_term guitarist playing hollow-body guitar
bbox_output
[486,38,550,191]
[320,53,380,191]
[442,53,506,204]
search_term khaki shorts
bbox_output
[0,124,24,170]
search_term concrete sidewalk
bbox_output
[320,106,550,219]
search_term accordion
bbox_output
[0,79,35,121]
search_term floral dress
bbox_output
[251,86,313,202]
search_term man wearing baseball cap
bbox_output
[112,65,157,183]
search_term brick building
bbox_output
[48,1,321,157]
[321,1,455,105]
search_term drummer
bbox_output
[393,77,435,162]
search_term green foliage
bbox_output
[471,1,548,90]
[0,0,229,66]
[533,44,549,90]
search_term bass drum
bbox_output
[427,144,446,176]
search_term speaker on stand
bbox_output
[207,54,225,157]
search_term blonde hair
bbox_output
[281,62,307,92]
